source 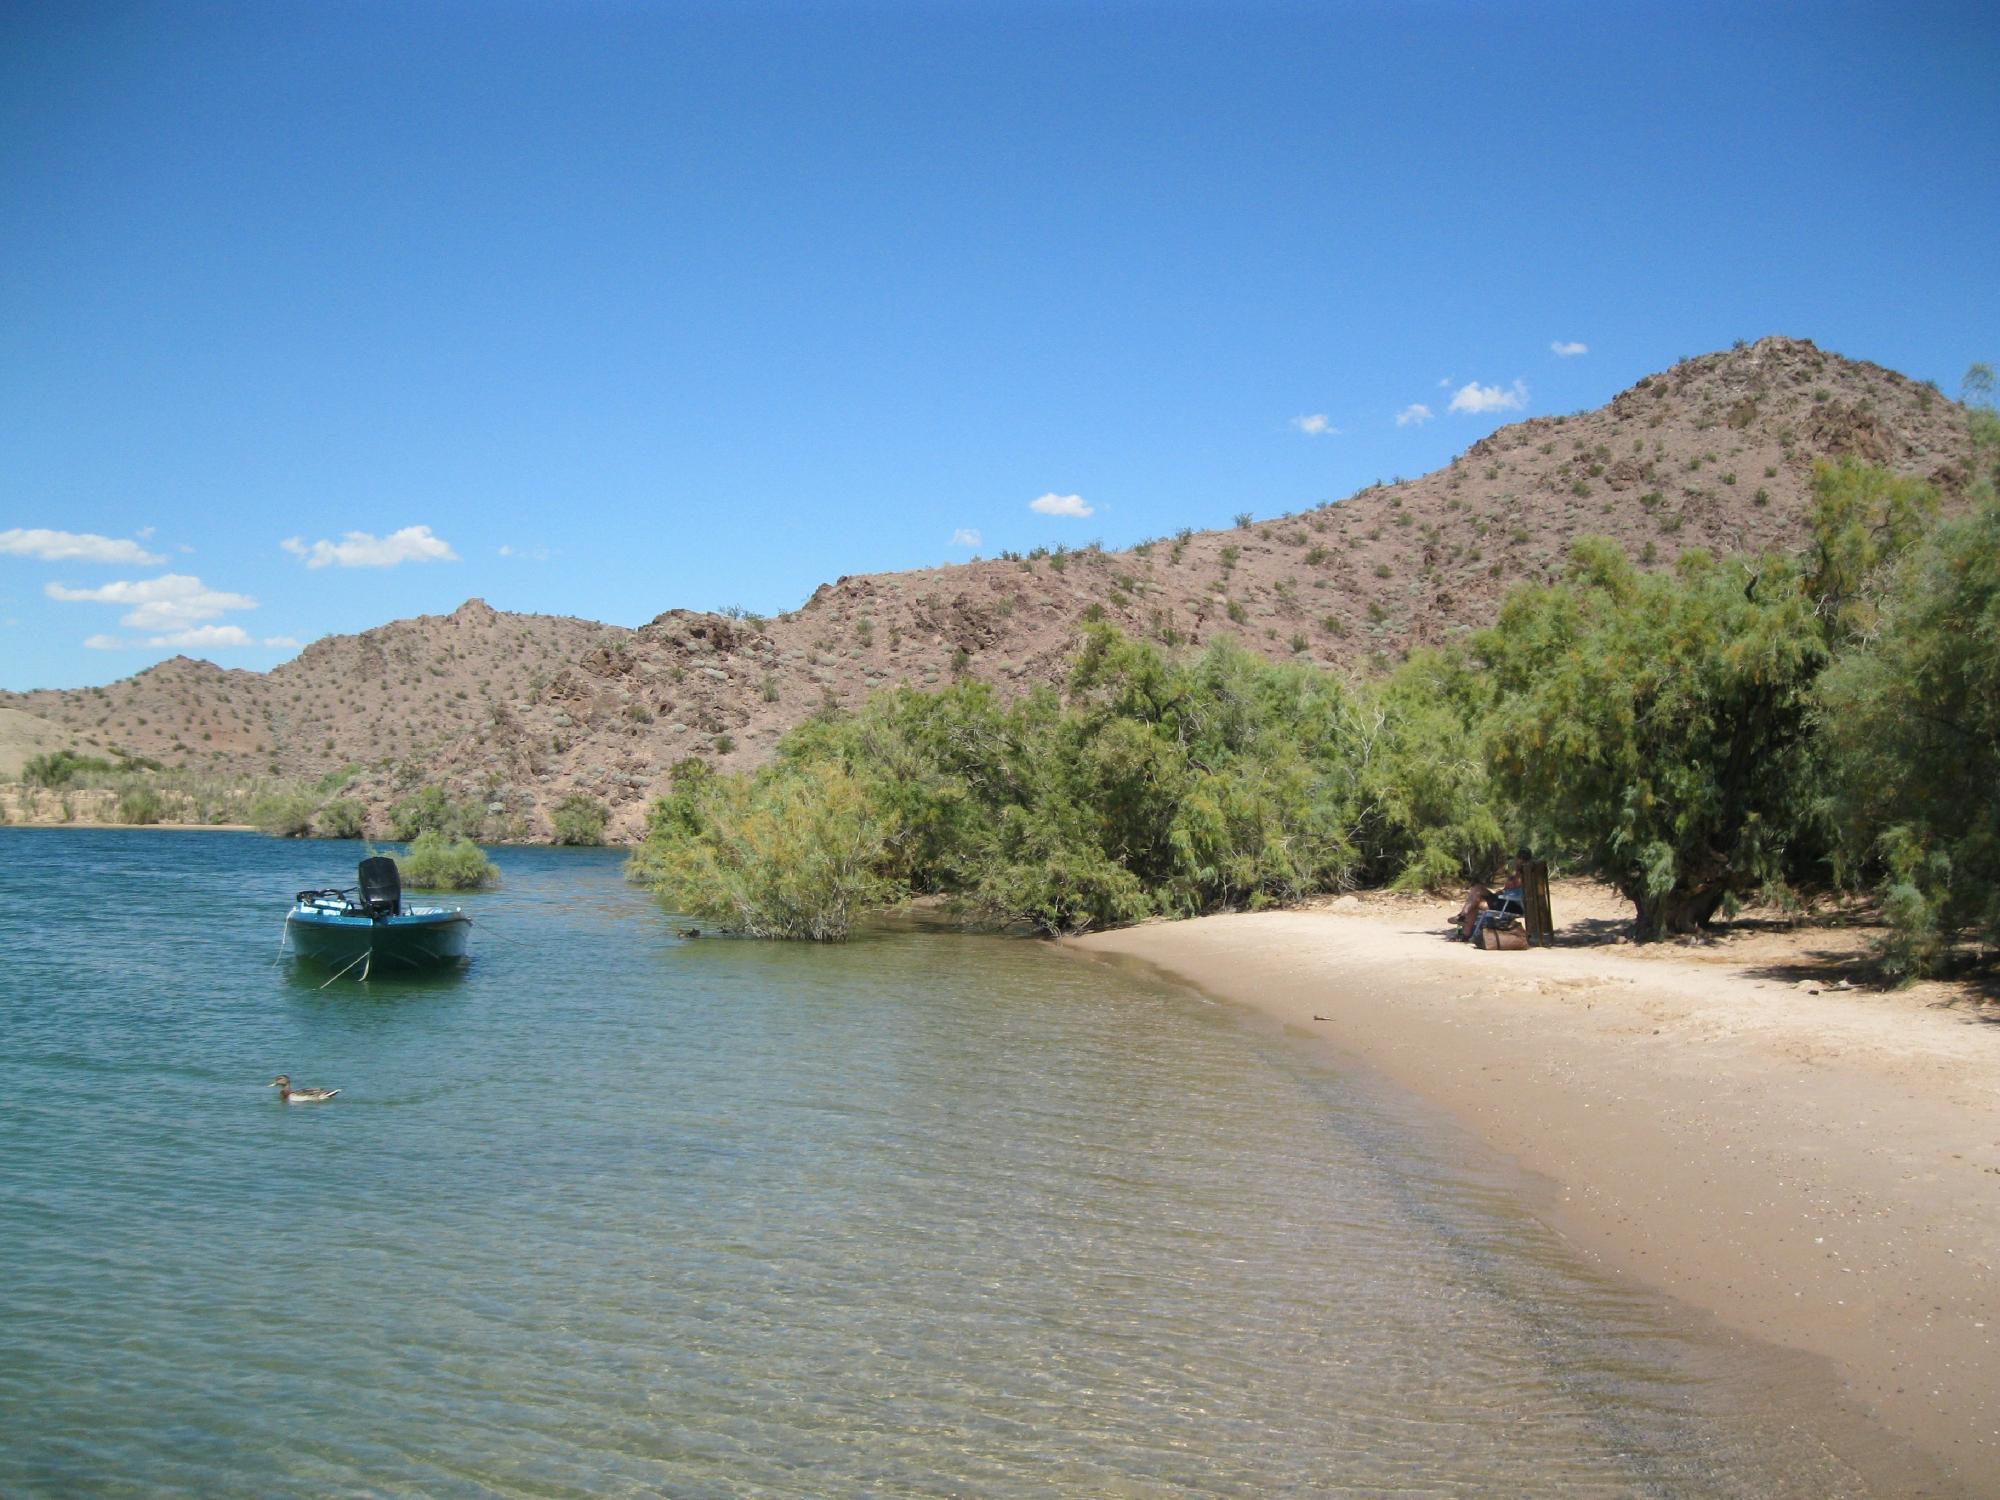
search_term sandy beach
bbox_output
[1069,889,1999,1497]
[0,782,253,832]
[0,817,256,832]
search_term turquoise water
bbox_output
[0,829,1862,1497]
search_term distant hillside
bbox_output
[4,337,1975,840]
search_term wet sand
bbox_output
[1069,896,1999,1496]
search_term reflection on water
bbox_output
[0,830,1864,1496]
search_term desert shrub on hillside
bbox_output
[314,765,360,795]
[22,751,115,788]
[550,793,608,846]
[21,753,70,788]
[399,830,499,891]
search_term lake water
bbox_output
[0,829,1865,1496]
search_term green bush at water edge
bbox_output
[398,830,499,891]
[630,629,1503,939]
[315,798,367,840]
[634,763,894,940]
[549,793,609,846]
[250,789,320,837]
[388,786,484,842]
[629,447,1999,970]
[116,786,165,825]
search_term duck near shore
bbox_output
[268,1075,339,1103]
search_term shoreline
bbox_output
[0,822,627,849]
[0,819,257,832]
[1067,897,1998,1497]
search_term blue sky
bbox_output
[3,0,1996,690]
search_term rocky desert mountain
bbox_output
[2,337,1977,839]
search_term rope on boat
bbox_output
[458,917,539,950]
[318,949,371,990]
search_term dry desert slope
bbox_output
[3,336,1977,839]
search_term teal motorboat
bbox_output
[285,856,472,978]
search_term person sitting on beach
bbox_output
[1449,882,1493,941]
[1470,865,1527,944]
[1450,854,1529,942]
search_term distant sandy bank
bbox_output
[0,818,255,832]
[1067,891,1998,1496]
[0,783,251,832]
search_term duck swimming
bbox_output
[268,1074,339,1103]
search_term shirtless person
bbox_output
[1450,853,1528,941]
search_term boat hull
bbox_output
[285,906,473,974]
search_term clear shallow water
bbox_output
[0,829,1863,1497]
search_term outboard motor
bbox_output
[356,856,402,919]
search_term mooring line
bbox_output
[469,921,534,949]
[318,949,370,990]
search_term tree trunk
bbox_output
[1631,882,1729,941]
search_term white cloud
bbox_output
[1290,414,1338,437]
[46,573,257,631]
[1448,379,1529,415]
[147,624,257,649]
[85,625,298,651]
[1029,492,1093,518]
[1550,340,1589,357]
[950,528,982,548]
[0,528,166,566]
[282,524,458,569]
[497,543,552,561]
[1395,403,1434,427]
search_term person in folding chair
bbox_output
[1455,853,1530,944]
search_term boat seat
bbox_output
[357,856,402,918]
